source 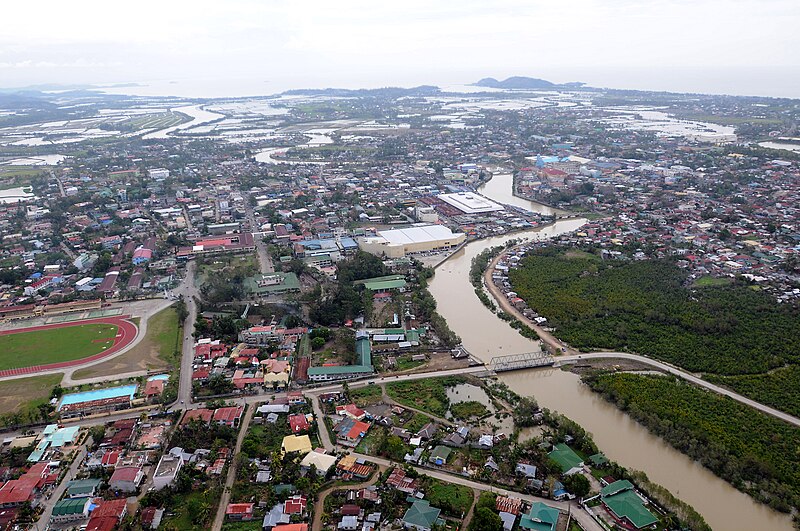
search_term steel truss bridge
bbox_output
[488,351,554,372]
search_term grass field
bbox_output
[0,373,62,416]
[73,306,180,380]
[0,323,118,370]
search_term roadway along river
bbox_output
[427,173,793,531]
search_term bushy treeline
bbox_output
[585,372,800,515]
[509,250,800,375]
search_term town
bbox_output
[0,81,797,531]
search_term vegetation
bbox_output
[0,322,119,370]
[584,372,800,514]
[350,385,383,407]
[386,376,465,417]
[509,249,800,375]
[704,365,800,418]
[310,251,387,325]
[449,401,489,420]
[0,373,62,425]
[424,478,473,517]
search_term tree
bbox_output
[311,336,326,350]
[468,507,503,531]
[562,473,591,498]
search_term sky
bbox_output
[1,0,799,98]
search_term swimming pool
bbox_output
[147,374,170,382]
[58,384,138,410]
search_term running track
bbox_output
[0,316,137,378]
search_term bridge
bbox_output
[488,351,554,372]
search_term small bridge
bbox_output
[489,351,554,372]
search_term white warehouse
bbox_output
[358,224,466,258]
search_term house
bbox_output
[416,422,437,440]
[226,503,255,521]
[140,507,164,530]
[281,435,312,456]
[515,463,538,479]
[50,498,91,524]
[86,499,127,531]
[65,478,101,498]
[109,465,144,493]
[288,414,310,434]
[337,419,371,447]
[402,499,442,531]
[600,480,658,529]
[337,455,374,479]
[428,445,451,466]
[336,404,366,420]
[520,502,560,531]
[386,467,419,494]
[153,454,183,490]
[272,525,309,531]
[182,408,213,425]
[548,443,584,475]
[262,503,290,529]
[283,495,307,515]
[499,511,517,531]
[496,496,523,516]
[299,451,338,476]
[213,406,244,427]
[339,515,358,530]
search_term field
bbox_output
[425,479,474,517]
[585,372,800,514]
[0,373,62,418]
[0,322,119,371]
[114,111,190,132]
[72,306,180,380]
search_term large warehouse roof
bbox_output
[438,192,504,214]
[379,224,462,244]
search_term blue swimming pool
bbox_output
[147,374,170,382]
[58,384,138,411]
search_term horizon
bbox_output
[1,1,798,100]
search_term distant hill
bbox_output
[473,77,585,90]
[282,85,441,98]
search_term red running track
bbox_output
[0,316,138,378]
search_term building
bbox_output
[58,385,137,419]
[226,503,255,521]
[86,498,127,531]
[307,333,373,382]
[289,414,310,434]
[244,273,301,297]
[213,406,244,427]
[437,192,504,214]
[402,499,442,531]
[148,168,170,180]
[50,498,92,524]
[358,224,465,258]
[0,462,48,508]
[600,480,658,529]
[299,451,338,476]
[281,435,312,456]
[153,454,183,490]
[548,443,584,475]
[109,466,144,493]
[65,478,101,498]
[520,502,560,531]
[177,233,256,260]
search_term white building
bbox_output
[148,168,170,180]
[358,224,465,258]
[152,454,183,490]
[437,192,504,214]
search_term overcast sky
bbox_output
[2,0,798,97]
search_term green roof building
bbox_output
[307,333,373,382]
[601,480,658,529]
[244,272,300,296]
[428,445,452,466]
[520,501,560,531]
[65,478,101,498]
[402,499,443,531]
[589,453,609,466]
[51,498,91,522]
[548,443,584,474]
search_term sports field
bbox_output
[0,323,119,370]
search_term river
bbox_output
[142,105,225,139]
[428,175,793,531]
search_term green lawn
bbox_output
[426,480,474,517]
[386,376,465,417]
[149,307,182,365]
[0,323,119,370]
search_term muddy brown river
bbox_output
[426,174,793,530]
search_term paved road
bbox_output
[173,261,200,406]
[211,402,255,531]
[244,197,274,274]
[36,438,89,529]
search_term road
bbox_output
[311,465,384,531]
[36,438,89,529]
[172,260,200,406]
[244,196,274,274]
[211,403,255,531]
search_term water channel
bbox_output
[427,174,793,531]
